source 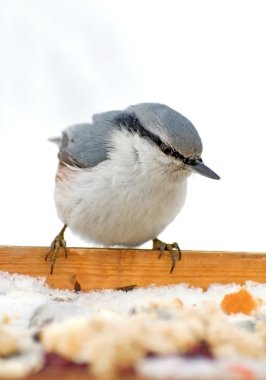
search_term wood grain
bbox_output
[0,246,266,290]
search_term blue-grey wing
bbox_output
[57,110,121,168]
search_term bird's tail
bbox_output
[48,137,61,146]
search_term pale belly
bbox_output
[54,161,188,246]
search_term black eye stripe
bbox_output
[114,112,198,165]
[114,112,162,146]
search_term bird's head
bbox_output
[115,103,220,180]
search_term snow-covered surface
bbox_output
[1,271,266,379]
[1,270,265,326]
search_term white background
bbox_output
[0,0,265,252]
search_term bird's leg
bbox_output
[152,238,182,274]
[45,224,67,275]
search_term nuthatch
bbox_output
[46,103,220,273]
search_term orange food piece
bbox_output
[229,364,255,380]
[221,288,258,315]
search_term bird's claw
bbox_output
[45,225,67,274]
[153,238,181,274]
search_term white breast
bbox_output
[54,130,189,246]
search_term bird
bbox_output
[46,103,220,274]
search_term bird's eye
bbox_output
[183,157,195,165]
[160,143,172,155]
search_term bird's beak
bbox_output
[187,159,220,180]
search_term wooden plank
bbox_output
[0,246,266,290]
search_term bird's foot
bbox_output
[153,238,181,274]
[45,224,67,274]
